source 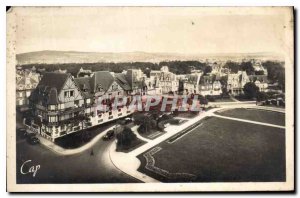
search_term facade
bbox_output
[199,75,222,96]
[248,75,269,92]
[26,69,153,141]
[77,67,93,77]
[183,72,202,95]
[23,64,273,142]
[28,72,87,141]
[227,71,250,95]
[16,68,40,107]
[150,66,179,94]
[252,61,268,75]
[124,69,148,95]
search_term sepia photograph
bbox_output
[6,6,294,192]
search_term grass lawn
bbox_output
[138,117,285,182]
[139,130,166,140]
[215,108,285,126]
[213,98,235,102]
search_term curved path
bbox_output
[38,125,116,155]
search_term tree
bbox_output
[116,126,137,147]
[255,70,265,75]
[224,61,240,73]
[133,113,156,134]
[256,91,269,102]
[240,61,254,75]
[243,82,259,99]
[262,61,285,91]
[203,66,212,75]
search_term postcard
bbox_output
[6,6,294,192]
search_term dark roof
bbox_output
[199,75,214,85]
[29,72,70,105]
[30,86,60,105]
[114,74,131,91]
[47,88,60,105]
[91,71,115,92]
[248,75,268,83]
[186,74,199,84]
[38,72,70,94]
[74,77,93,98]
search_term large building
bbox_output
[150,66,179,94]
[183,72,202,95]
[16,67,40,108]
[248,75,269,92]
[26,70,152,141]
[28,72,88,141]
[227,71,250,95]
[252,61,268,75]
[199,75,222,96]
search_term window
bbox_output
[64,90,74,98]
[86,98,91,104]
[48,115,58,122]
[59,104,64,110]
[26,91,31,97]
[49,105,56,110]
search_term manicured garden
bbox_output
[115,126,146,153]
[215,108,285,126]
[138,116,285,182]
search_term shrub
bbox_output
[116,127,137,147]
[243,82,259,99]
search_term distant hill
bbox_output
[16,50,284,65]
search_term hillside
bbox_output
[16,50,284,65]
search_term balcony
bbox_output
[43,114,88,126]
[47,106,86,116]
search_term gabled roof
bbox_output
[185,74,200,84]
[114,73,131,91]
[91,71,115,93]
[199,75,213,85]
[29,72,71,105]
[47,88,60,105]
[74,77,93,98]
[38,72,70,94]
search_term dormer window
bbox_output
[97,84,103,92]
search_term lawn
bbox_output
[139,130,166,140]
[138,117,285,183]
[215,108,285,126]
[213,98,235,102]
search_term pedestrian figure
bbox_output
[90,149,94,156]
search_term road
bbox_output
[16,112,140,184]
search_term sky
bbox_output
[12,7,291,55]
